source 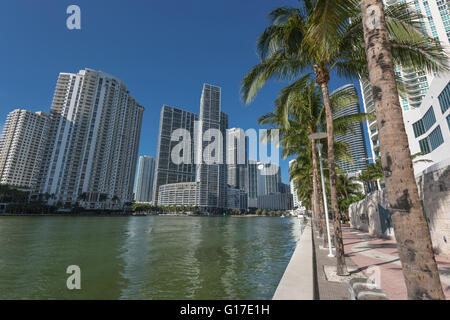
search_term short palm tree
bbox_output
[241,0,447,276]
[336,173,364,215]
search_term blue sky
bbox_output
[0,0,370,184]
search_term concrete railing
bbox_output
[273,222,314,300]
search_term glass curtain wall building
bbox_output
[332,84,369,174]
[153,105,198,205]
[196,84,229,210]
[134,155,156,202]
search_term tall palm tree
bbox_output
[359,0,445,300]
[241,0,447,276]
[260,75,368,247]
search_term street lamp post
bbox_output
[317,143,334,257]
[308,132,334,257]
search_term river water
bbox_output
[0,216,304,299]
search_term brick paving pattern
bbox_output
[342,226,450,300]
[312,224,450,300]
[313,230,352,300]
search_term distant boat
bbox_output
[281,214,285,218]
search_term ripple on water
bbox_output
[0,216,304,299]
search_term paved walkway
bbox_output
[313,230,351,299]
[342,226,450,300]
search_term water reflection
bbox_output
[0,216,303,299]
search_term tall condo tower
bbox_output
[197,84,228,209]
[361,0,450,159]
[0,109,49,189]
[153,105,198,204]
[247,159,259,207]
[226,128,248,191]
[135,155,156,202]
[289,159,302,208]
[39,68,144,209]
[332,84,369,174]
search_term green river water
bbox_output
[0,216,304,299]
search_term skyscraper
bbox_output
[257,162,281,196]
[155,84,251,211]
[39,68,144,209]
[247,159,259,208]
[153,105,198,204]
[197,84,229,210]
[361,0,450,159]
[289,159,302,208]
[226,128,248,191]
[135,156,156,202]
[0,109,49,189]
[332,84,369,174]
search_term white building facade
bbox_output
[39,68,144,209]
[158,182,199,207]
[361,0,450,159]
[0,109,49,189]
[404,76,450,175]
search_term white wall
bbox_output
[403,76,450,176]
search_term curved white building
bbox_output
[158,182,199,207]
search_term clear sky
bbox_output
[0,0,370,184]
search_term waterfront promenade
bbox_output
[273,219,450,300]
[342,226,450,300]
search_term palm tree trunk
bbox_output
[361,0,444,299]
[314,65,348,276]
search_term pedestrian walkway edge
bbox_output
[273,221,314,300]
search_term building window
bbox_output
[422,106,436,131]
[419,137,431,154]
[438,81,450,114]
[428,125,444,151]
[412,119,426,137]
[418,125,444,154]
[447,114,450,130]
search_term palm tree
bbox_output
[336,173,364,215]
[241,0,447,276]
[260,74,369,269]
[359,0,445,299]
[359,159,384,193]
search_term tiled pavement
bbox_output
[342,226,450,300]
[313,230,352,300]
[313,225,450,300]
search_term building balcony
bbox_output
[370,130,379,141]
[373,142,380,151]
